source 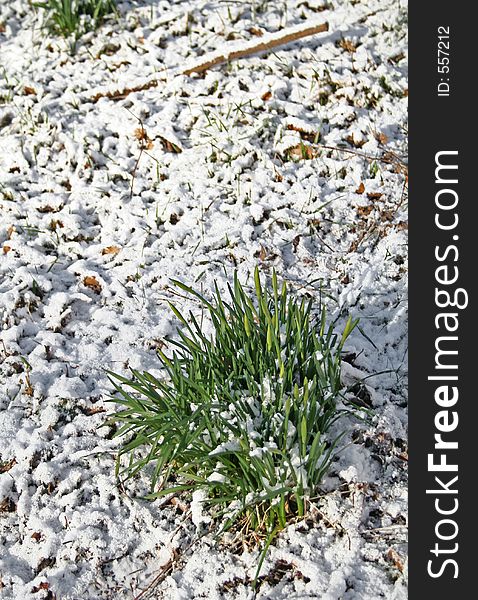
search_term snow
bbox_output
[0,0,407,598]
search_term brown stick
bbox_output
[89,21,329,102]
[182,21,329,75]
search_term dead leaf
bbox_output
[0,497,16,513]
[346,134,366,149]
[83,276,102,294]
[389,52,405,64]
[287,144,316,160]
[101,245,120,256]
[357,205,374,218]
[3,245,11,254]
[82,406,106,416]
[261,90,272,101]
[36,557,56,572]
[158,136,182,153]
[23,86,36,96]
[31,532,42,542]
[37,205,63,214]
[356,182,365,194]
[0,458,16,473]
[31,582,50,593]
[339,38,357,53]
[386,548,404,572]
[249,27,264,37]
[374,131,388,144]
[366,192,383,201]
[49,220,63,231]
[134,127,154,150]
[308,218,320,229]
[286,124,318,143]
[24,376,34,397]
[171,496,188,512]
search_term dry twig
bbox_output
[89,21,329,102]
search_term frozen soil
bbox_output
[0,0,407,598]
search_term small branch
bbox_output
[89,21,329,102]
[182,20,329,76]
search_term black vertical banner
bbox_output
[410,3,475,598]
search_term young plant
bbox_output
[34,0,117,40]
[108,269,360,545]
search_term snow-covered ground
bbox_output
[0,0,407,598]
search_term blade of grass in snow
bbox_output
[108,267,364,545]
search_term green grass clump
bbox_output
[108,268,360,541]
[34,0,117,39]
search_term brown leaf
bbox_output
[0,497,16,513]
[101,245,120,256]
[249,27,264,37]
[158,136,182,153]
[261,90,272,101]
[355,182,365,194]
[308,218,320,229]
[286,124,318,143]
[0,458,16,473]
[36,557,56,572]
[3,245,11,254]
[134,127,154,150]
[389,52,405,64]
[82,406,106,416]
[357,205,374,218]
[374,131,388,144]
[31,582,50,593]
[31,532,42,542]
[339,38,357,53]
[287,144,316,160]
[37,205,63,214]
[24,377,34,397]
[23,86,36,96]
[380,209,394,222]
[366,192,383,201]
[346,134,365,149]
[83,276,102,294]
[49,220,64,231]
[171,497,188,512]
[386,548,404,572]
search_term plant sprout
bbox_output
[108,268,362,559]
